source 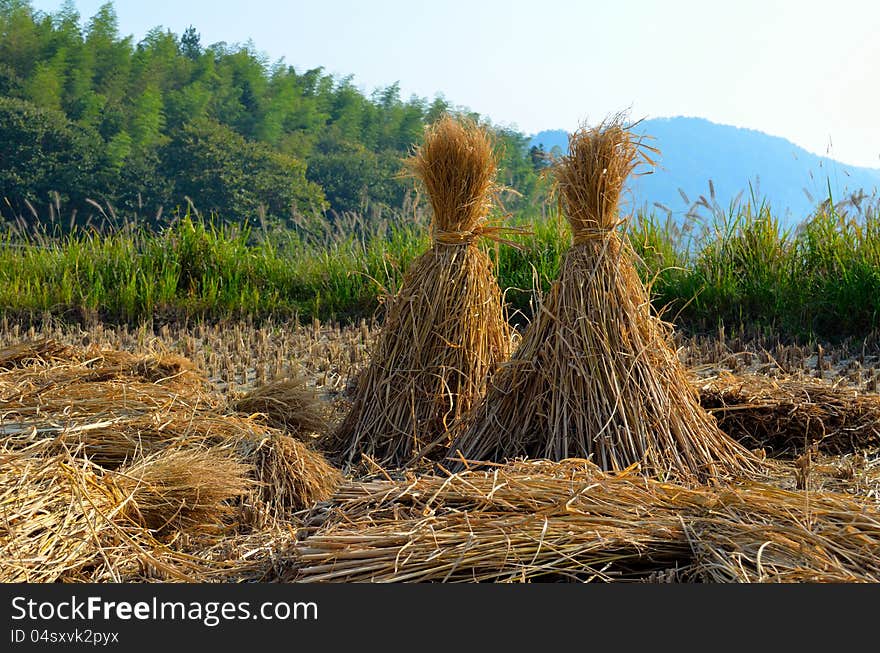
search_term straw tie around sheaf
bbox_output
[571,229,613,245]
[569,218,628,245]
[432,221,531,249]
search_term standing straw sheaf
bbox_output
[447,115,761,481]
[324,116,512,470]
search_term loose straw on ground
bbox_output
[696,371,880,456]
[0,340,342,582]
[0,442,299,583]
[446,115,761,481]
[325,116,515,469]
[293,459,880,583]
[0,443,250,582]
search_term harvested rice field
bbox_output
[2,317,880,583]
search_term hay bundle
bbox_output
[0,412,340,515]
[0,338,77,369]
[686,506,880,583]
[0,338,204,386]
[697,372,880,456]
[0,443,250,582]
[243,432,342,521]
[0,445,117,583]
[0,377,203,418]
[109,448,252,534]
[326,116,512,469]
[0,344,212,418]
[293,459,880,583]
[232,374,329,437]
[447,116,759,481]
[0,342,342,582]
[2,409,340,518]
[0,341,341,517]
[1,403,273,467]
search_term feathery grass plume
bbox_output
[446,114,761,481]
[324,115,513,469]
[697,372,880,456]
[232,374,330,438]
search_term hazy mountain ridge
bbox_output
[530,117,880,225]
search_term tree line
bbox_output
[0,0,551,227]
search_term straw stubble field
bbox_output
[2,317,880,583]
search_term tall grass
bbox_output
[1,198,878,341]
[631,193,880,339]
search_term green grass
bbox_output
[1,199,878,341]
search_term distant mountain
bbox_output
[530,117,880,225]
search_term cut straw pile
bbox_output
[326,116,515,469]
[0,339,341,582]
[293,459,880,583]
[696,371,880,456]
[232,373,329,438]
[447,116,760,481]
[1,441,253,582]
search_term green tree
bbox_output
[25,59,64,110]
[0,96,101,214]
[180,26,200,61]
[0,0,41,81]
[129,82,164,149]
[0,2,546,223]
[162,118,325,221]
[426,95,449,123]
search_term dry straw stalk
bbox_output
[0,340,343,582]
[447,115,761,481]
[0,443,250,582]
[326,116,513,469]
[294,459,880,583]
[696,371,880,456]
[232,374,329,438]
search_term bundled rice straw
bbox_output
[326,116,514,469]
[0,443,250,582]
[697,372,880,456]
[245,433,342,521]
[1,339,342,525]
[685,502,880,582]
[447,115,759,481]
[0,436,332,582]
[3,406,340,517]
[109,448,252,534]
[0,338,77,369]
[0,344,212,423]
[1,445,118,583]
[0,339,345,583]
[232,374,329,437]
[293,459,880,583]
[0,339,203,387]
[1,388,270,467]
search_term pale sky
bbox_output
[30,0,880,169]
